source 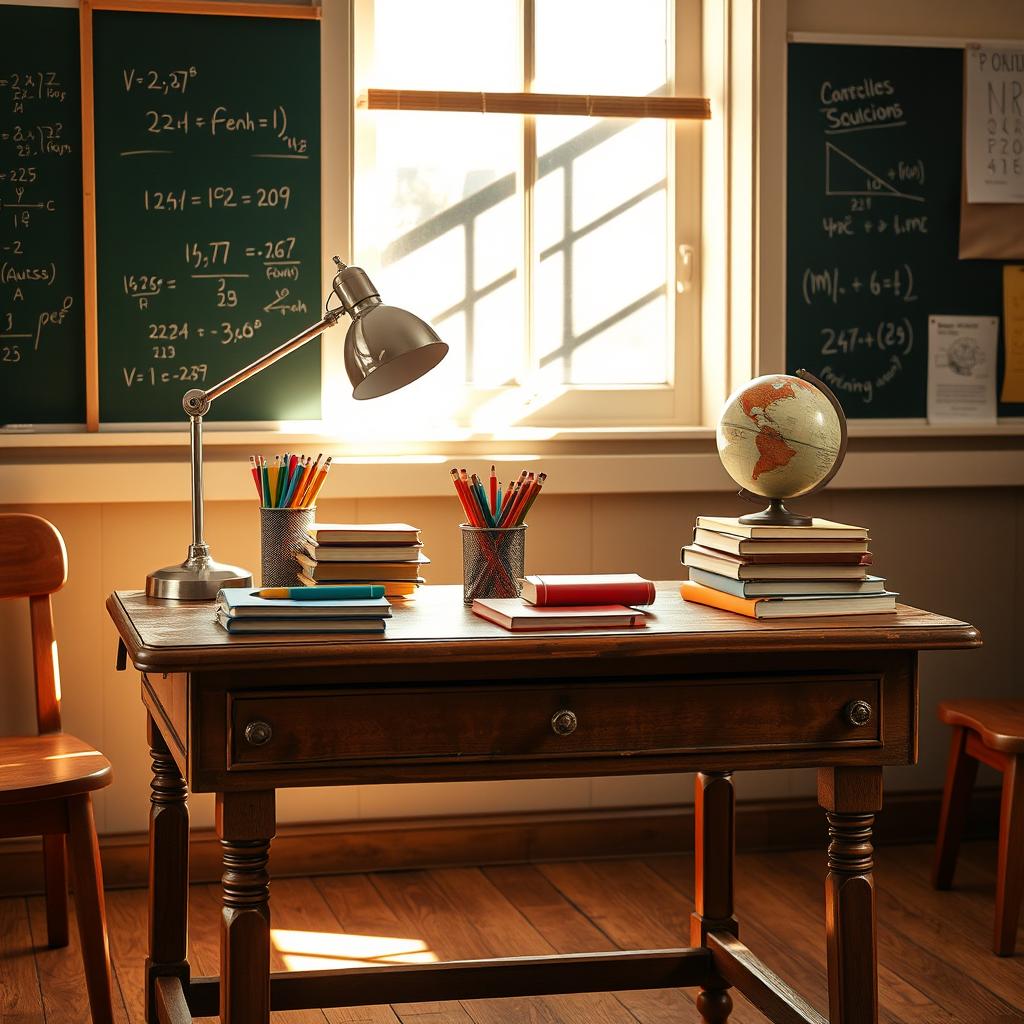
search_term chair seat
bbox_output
[938,699,1024,753]
[0,733,112,804]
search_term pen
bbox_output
[254,584,386,600]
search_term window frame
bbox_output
[346,0,703,430]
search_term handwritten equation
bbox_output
[0,19,83,428]
[95,22,321,421]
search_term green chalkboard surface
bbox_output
[0,4,85,427]
[787,41,1024,419]
[93,9,321,423]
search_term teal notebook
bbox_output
[217,589,391,619]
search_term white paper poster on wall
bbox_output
[965,46,1024,203]
[927,315,998,423]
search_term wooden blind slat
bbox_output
[361,89,711,121]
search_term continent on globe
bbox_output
[737,376,818,481]
[716,373,842,501]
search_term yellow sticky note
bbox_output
[1002,265,1024,403]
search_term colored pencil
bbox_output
[295,453,322,507]
[515,471,546,525]
[260,457,270,507]
[249,456,262,502]
[303,456,332,507]
[489,465,497,516]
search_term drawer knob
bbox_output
[844,700,873,728]
[551,709,578,737]
[244,720,273,746]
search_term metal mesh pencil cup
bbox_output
[260,507,315,587]
[460,524,526,604]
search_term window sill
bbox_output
[1,423,1021,504]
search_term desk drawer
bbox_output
[228,676,882,769]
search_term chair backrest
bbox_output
[0,514,68,734]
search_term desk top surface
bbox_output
[107,583,980,674]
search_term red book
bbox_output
[520,574,656,607]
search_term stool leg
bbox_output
[995,755,1024,956]
[933,726,979,890]
[42,834,69,948]
[66,794,114,1024]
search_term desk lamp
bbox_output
[146,257,448,600]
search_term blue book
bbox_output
[688,568,886,598]
[217,588,391,619]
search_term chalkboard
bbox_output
[787,41,1024,419]
[92,8,321,423]
[0,4,85,428]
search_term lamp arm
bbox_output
[178,308,345,551]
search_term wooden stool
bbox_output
[933,699,1024,956]
[0,514,115,1021]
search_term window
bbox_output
[350,0,702,434]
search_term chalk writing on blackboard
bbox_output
[0,4,85,426]
[93,9,321,423]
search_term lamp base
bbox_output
[146,544,252,601]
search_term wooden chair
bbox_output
[0,513,114,1022]
[933,698,1024,956]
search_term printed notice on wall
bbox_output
[966,46,1024,203]
[927,315,998,423]
[1001,266,1024,402]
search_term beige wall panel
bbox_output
[787,0,1024,37]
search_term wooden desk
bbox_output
[107,584,979,1024]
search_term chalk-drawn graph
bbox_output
[825,142,924,202]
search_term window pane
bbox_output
[534,117,670,385]
[534,0,669,94]
[370,0,519,90]
[532,1,671,387]
[355,109,523,388]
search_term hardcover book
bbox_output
[520,573,656,607]
[680,581,897,619]
[215,610,387,634]
[692,528,869,556]
[683,543,871,566]
[694,516,868,540]
[307,523,421,544]
[471,599,648,631]
[687,568,887,597]
[297,552,429,582]
[681,546,868,580]
[301,540,424,563]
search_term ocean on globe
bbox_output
[716,374,842,499]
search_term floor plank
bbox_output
[1,841,1022,1023]
[0,896,44,1024]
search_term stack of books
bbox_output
[296,523,429,600]
[216,587,391,634]
[680,516,897,619]
[471,573,656,631]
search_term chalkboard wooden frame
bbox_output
[79,0,321,431]
[787,31,1024,424]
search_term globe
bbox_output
[716,373,843,503]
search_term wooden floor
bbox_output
[2,840,1022,1023]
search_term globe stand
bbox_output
[737,496,812,527]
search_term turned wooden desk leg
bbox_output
[818,766,883,1024]
[146,716,190,1024]
[217,790,275,1024]
[690,771,739,1024]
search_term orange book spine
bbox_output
[679,580,761,618]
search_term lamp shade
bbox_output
[344,303,449,400]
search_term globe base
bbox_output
[738,496,812,527]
